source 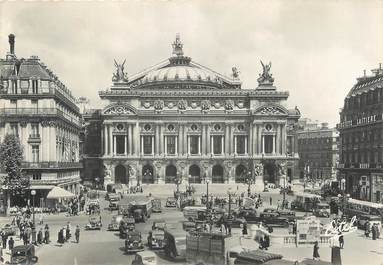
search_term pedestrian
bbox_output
[23,231,28,245]
[44,225,50,244]
[8,237,14,251]
[277,199,281,210]
[75,225,80,243]
[269,197,272,206]
[365,221,371,238]
[1,232,7,249]
[39,213,44,225]
[372,223,377,240]
[242,222,248,236]
[338,232,344,248]
[259,235,265,250]
[37,228,43,244]
[264,234,270,250]
[313,241,320,260]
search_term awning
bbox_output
[46,186,76,199]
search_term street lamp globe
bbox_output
[31,189,36,196]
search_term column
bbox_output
[101,125,105,155]
[252,124,257,154]
[104,125,108,156]
[234,136,237,154]
[128,124,133,155]
[258,125,262,154]
[206,125,211,155]
[225,125,230,154]
[155,125,160,155]
[108,125,113,156]
[178,124,183,155]
[276,124,280,155]
[175,136,178,155]
[151,136,154,155]
[210,136,213,155]
[245,136,248,154]
[124,135,127,156]
[134,122,140,156]
[183,124,188,155]
[281,124,286,155]
[199,136,202,155]
[262,135,265,154]
[113,136,116,156]
[164,136,168,154]
[159,124,164,155]
[249,124,253,155]
[140,136,143,155]
[221,135,224,155]
[202,124,206,155]
[187,136,190,155]
[273,135,276,154]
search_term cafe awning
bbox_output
[46,186,76,199]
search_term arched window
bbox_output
[165,165,177,183]
[142,164,154,184]
[235,165,247,183]
[189,165,201,183]
[212,165,224,183]
[115,165,127,184]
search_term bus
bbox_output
[291,192,322,212]
[344,198,383,220]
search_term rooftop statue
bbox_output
[257,60,274,85]
[112,59,128,82]
[172,33,184,56]
[232,67,240,79]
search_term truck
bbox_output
[130,199,153,223]
[185,232,240,265]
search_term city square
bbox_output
[0,1,383,265]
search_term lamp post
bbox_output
[206,179,210,209]
[31,189,36,244]
[338,178,349,218]
[227,188,236,219]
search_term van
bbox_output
[183,206,207,221]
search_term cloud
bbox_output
[1,0,382,126]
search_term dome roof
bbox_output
[143,64,219,84]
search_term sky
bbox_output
[1,0,382,127]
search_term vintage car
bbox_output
[259,212,289,228]
[278,210,296,222]
[108,215,124,231]
[237,209,258,223]
[357,214,382,230]
[120,217,136,238]
[151,220,166,231]
[151,199,162,213]
[148,230,165,250]
[1,223,17,236]
[7,244,38,265]
[131,250,158,265]
[313,203,331,217]
[228,218,247,228]
[86,199,100,214]
[125,230,145,254]
[166,197,177,207]
[85,214,102,230]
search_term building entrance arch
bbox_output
[115,164,128,184]
[189,165,201,183]
[165,165,177,183]
[235,165,247,183]
[263,161,277,184]
[212,165,224,183]
[142,164,154,184]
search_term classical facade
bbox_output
[297,122,339,183]
[95,35,301,188]
[338,64,383,202]
[0,34,82,207]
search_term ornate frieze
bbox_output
[201,100,211,112]
[154,100,164,113]
[225,99,234,111]
[255,106,286,116]
[104,105,135,115]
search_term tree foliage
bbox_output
[0,134,29,194]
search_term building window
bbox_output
[116,135,125,155]
[10,123,18,136]
[191,124,198,131]
[32,145,39,162]
[32,80,39,94]
[213,135,223,155]
[32,173,41,180]
[166,136,176,155]
[287,136,293,154]
[143,136,153,155]
[11,80,17,94]
[237,135,246,154]
[30,123,39,137]
[264,135,273,154]
[167,124,175,131]
[144,124,151,131]
[189,136,199,155]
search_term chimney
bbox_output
[8,34,15,55]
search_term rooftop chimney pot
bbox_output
[8,34,15,55]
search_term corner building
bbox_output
[98,36,301,188]
[0,35,82,208]
[338,64,383,202]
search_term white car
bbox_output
[131,251,157,265]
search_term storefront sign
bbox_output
[296,216,321,244]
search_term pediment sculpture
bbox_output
[104,105,135,115]
[112,59,128,82]
[257,60,274,85]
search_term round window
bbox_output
[168,124,175,131]
[214,124,221,131]
[191,124,198,131]
[116,124,124,131]
[237,124,245,131]
[265,124,272,131]
[144,124,151,131]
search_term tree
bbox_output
[0,134,29,196]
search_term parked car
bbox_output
[131,250,158,265]
[1,223,17,236]
[357,214,382,230]
[278,210,296,222]
[120,217,136,239]
[148,230,165,250]
[151,220,166,231]
[259,212,289,228]
[166,197,177,207]
[313,203,331,217]
[85,214,102,230]
[108,215,124,231]
[7,244,38,265]
[125,230,144,254]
